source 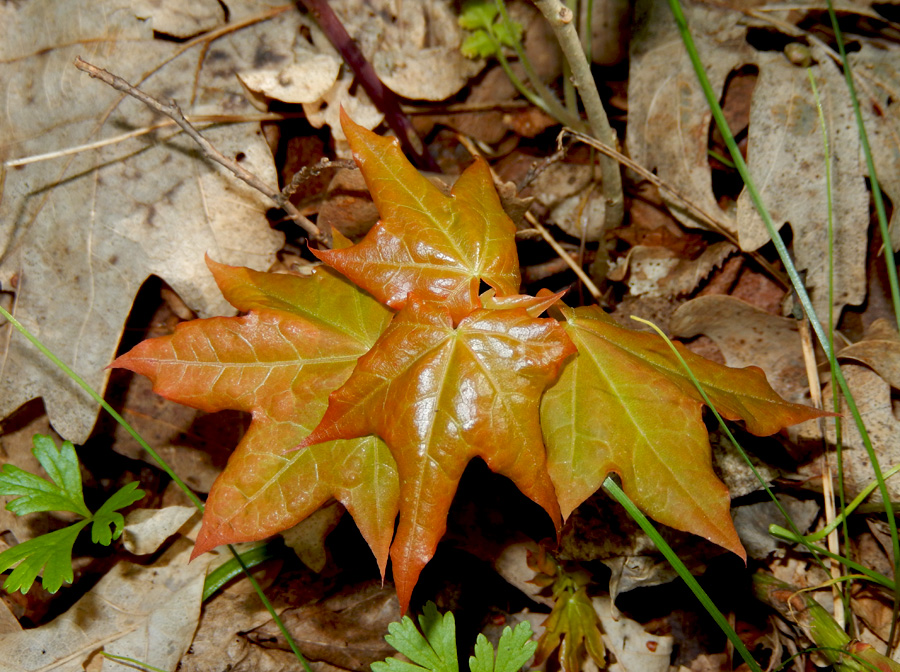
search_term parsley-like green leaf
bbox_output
[0,522,88,593]
[0,435,90,517]
[469,621,536,672]
[458,0,523,60]
[373,603,536,672]
[91,482,145,545]
[461,31,497,59]
[0,435,145,594]
[458,0,498,30]
[372,602,459,672]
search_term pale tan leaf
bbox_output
[0,0,287,442]
[628,0,870,321]
[0,538,218,672]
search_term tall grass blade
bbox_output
[666,0,900,633]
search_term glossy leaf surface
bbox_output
[113,261,399,573]
[540,305,827,556]
[302,293,575,608]
[313,110,521,322]
[113,113,828,615]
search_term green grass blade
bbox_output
[666,0,900,630]
[101,652,170,672]
[602,476,763,672]
[202,541,281,602]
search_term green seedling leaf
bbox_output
[458,0,523,59]
[470,621,537,672]
[373,602,459,672]
[529,551,605,672]
[492,20,523,49]
[458,0,498,30]
[0,522,87,594]
[313,108,521,323]
[461,31,498,59]
[0,435,145,593]
[540,305,828,558]
[301,294,573,608]
[91,481,145,545]
[0,434,91,517]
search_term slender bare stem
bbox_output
[73,57,323,242]
[283,158,356,200]
[532,0,624,230]
[297,0,440,173]
[559,128,789,288]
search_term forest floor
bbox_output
[1,1,899,671]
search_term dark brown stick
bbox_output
[297,0,441,173]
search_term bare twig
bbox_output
[532,0,624,230]
[73,57,323,242]
[297,0,440,173]
[283,158,356,200]
[559,128,790,289]
[4,113,302,168]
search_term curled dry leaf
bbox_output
[628,0,869,320]
[0,538,218,672]
[239,0,483,145]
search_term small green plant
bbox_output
[458,0,524,59]
[528,550,605,672]
[0,434,144,594]
[372,601,537,672]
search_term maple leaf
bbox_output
[112,110,827,618]
[112,259,399,573]
[312,108,521,322]
[540,305,828,557]
[301,293,575,609]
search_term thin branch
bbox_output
[282,158,355,200]
[297,0,440,173]
[4,113,301,168]
[559,128,790,289]
[532,0,624,230]
[73,57,323,242]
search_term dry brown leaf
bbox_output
[527,163,606,241]
[837,318,900,389]
[594,596,673,672]
[849,44,900,253]
[628,0,869,321]
[241,0,483,148]
[280,501,345,573]
[670,295,809,405]
[609,242,736,298]
[179,565,333,672]
[809,364,900,502]
[0,0,287,442]
[246,581,399,671]
[0,537,218,672]
[123,506,198,555]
